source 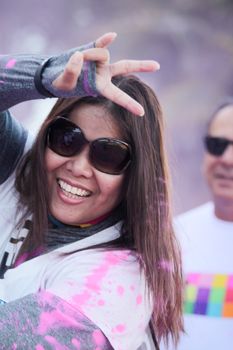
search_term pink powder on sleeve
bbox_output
[5,59,16,69]
[71,338,81,349]
[36,345,45,350]
[92,329,106,346]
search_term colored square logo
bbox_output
[207,302,222,317]
[184,273,233,318]
[209,287,225,303]
[213,274,227,287]
[185,285,197,302]
[184,301,194,314]
[225,288,233,302]
[194,301,208,315]
[223,302,233,317]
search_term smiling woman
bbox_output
[0,33,183,349]
[45,106,126,225]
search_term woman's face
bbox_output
[44,103,125,225]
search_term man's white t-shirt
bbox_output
[175,202,233,350]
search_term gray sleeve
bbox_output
[0,41,98,183]
[0,41,97,111]
[0,291,113,350]
[0,110,27,184]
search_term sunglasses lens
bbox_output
[205,136,228,156]
[47,118,85,157]
[90,139,131,174]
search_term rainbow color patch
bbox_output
[184,273,233,318]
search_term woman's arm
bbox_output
[0,291,114,349]
[0,32,160,114]
[0,41,96,112]
[0,110,28,184]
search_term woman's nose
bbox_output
[65,146,94,178]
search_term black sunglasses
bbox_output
[46,117,132,175]
[204,136,233,156]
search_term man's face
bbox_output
[203,105,233,203]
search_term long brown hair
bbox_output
[15,75,183,346]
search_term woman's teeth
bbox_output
[58,179,91,198]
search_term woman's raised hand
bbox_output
[52,33,160,116]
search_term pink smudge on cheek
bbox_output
[136,294,142,305]
[72,338,81,349]
[0,80,4,84]
[117,285,124,296]
[92,329,106,346]
[5,58,16,69]
[12,344,18,350]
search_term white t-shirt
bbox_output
[175,202,233,350]
[0,131,153,349]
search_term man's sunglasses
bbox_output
[204,136,233,156]
[46,117,132,175]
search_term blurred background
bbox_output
[1,0,233,214]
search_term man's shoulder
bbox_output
[174,202,214,240]
[176,202,213,222]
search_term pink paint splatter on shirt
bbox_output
[92,329,106,346]
[37,293,84,334]
[36,345,45,350]
[5,58,16,69]
[44,335,68,350]
[71,338,81,349]
[115,324,126,333]
[136,294,142,305]
[117,285,125,296]
[37,307,84,334]
[73,251,129,309]
[98,299,105,306]
[0,80,4,84]
[12,344,18,350]
[72,289,91,310]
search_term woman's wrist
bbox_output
[41,42,98,98]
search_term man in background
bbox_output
[176,98,233,349]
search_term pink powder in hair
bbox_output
[158,260,173,271]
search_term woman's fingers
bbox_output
[52,51,84,90]
[95,32,117,48]
[82,47,110,63]
[110,60,160,76]
[102,83,145,116]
